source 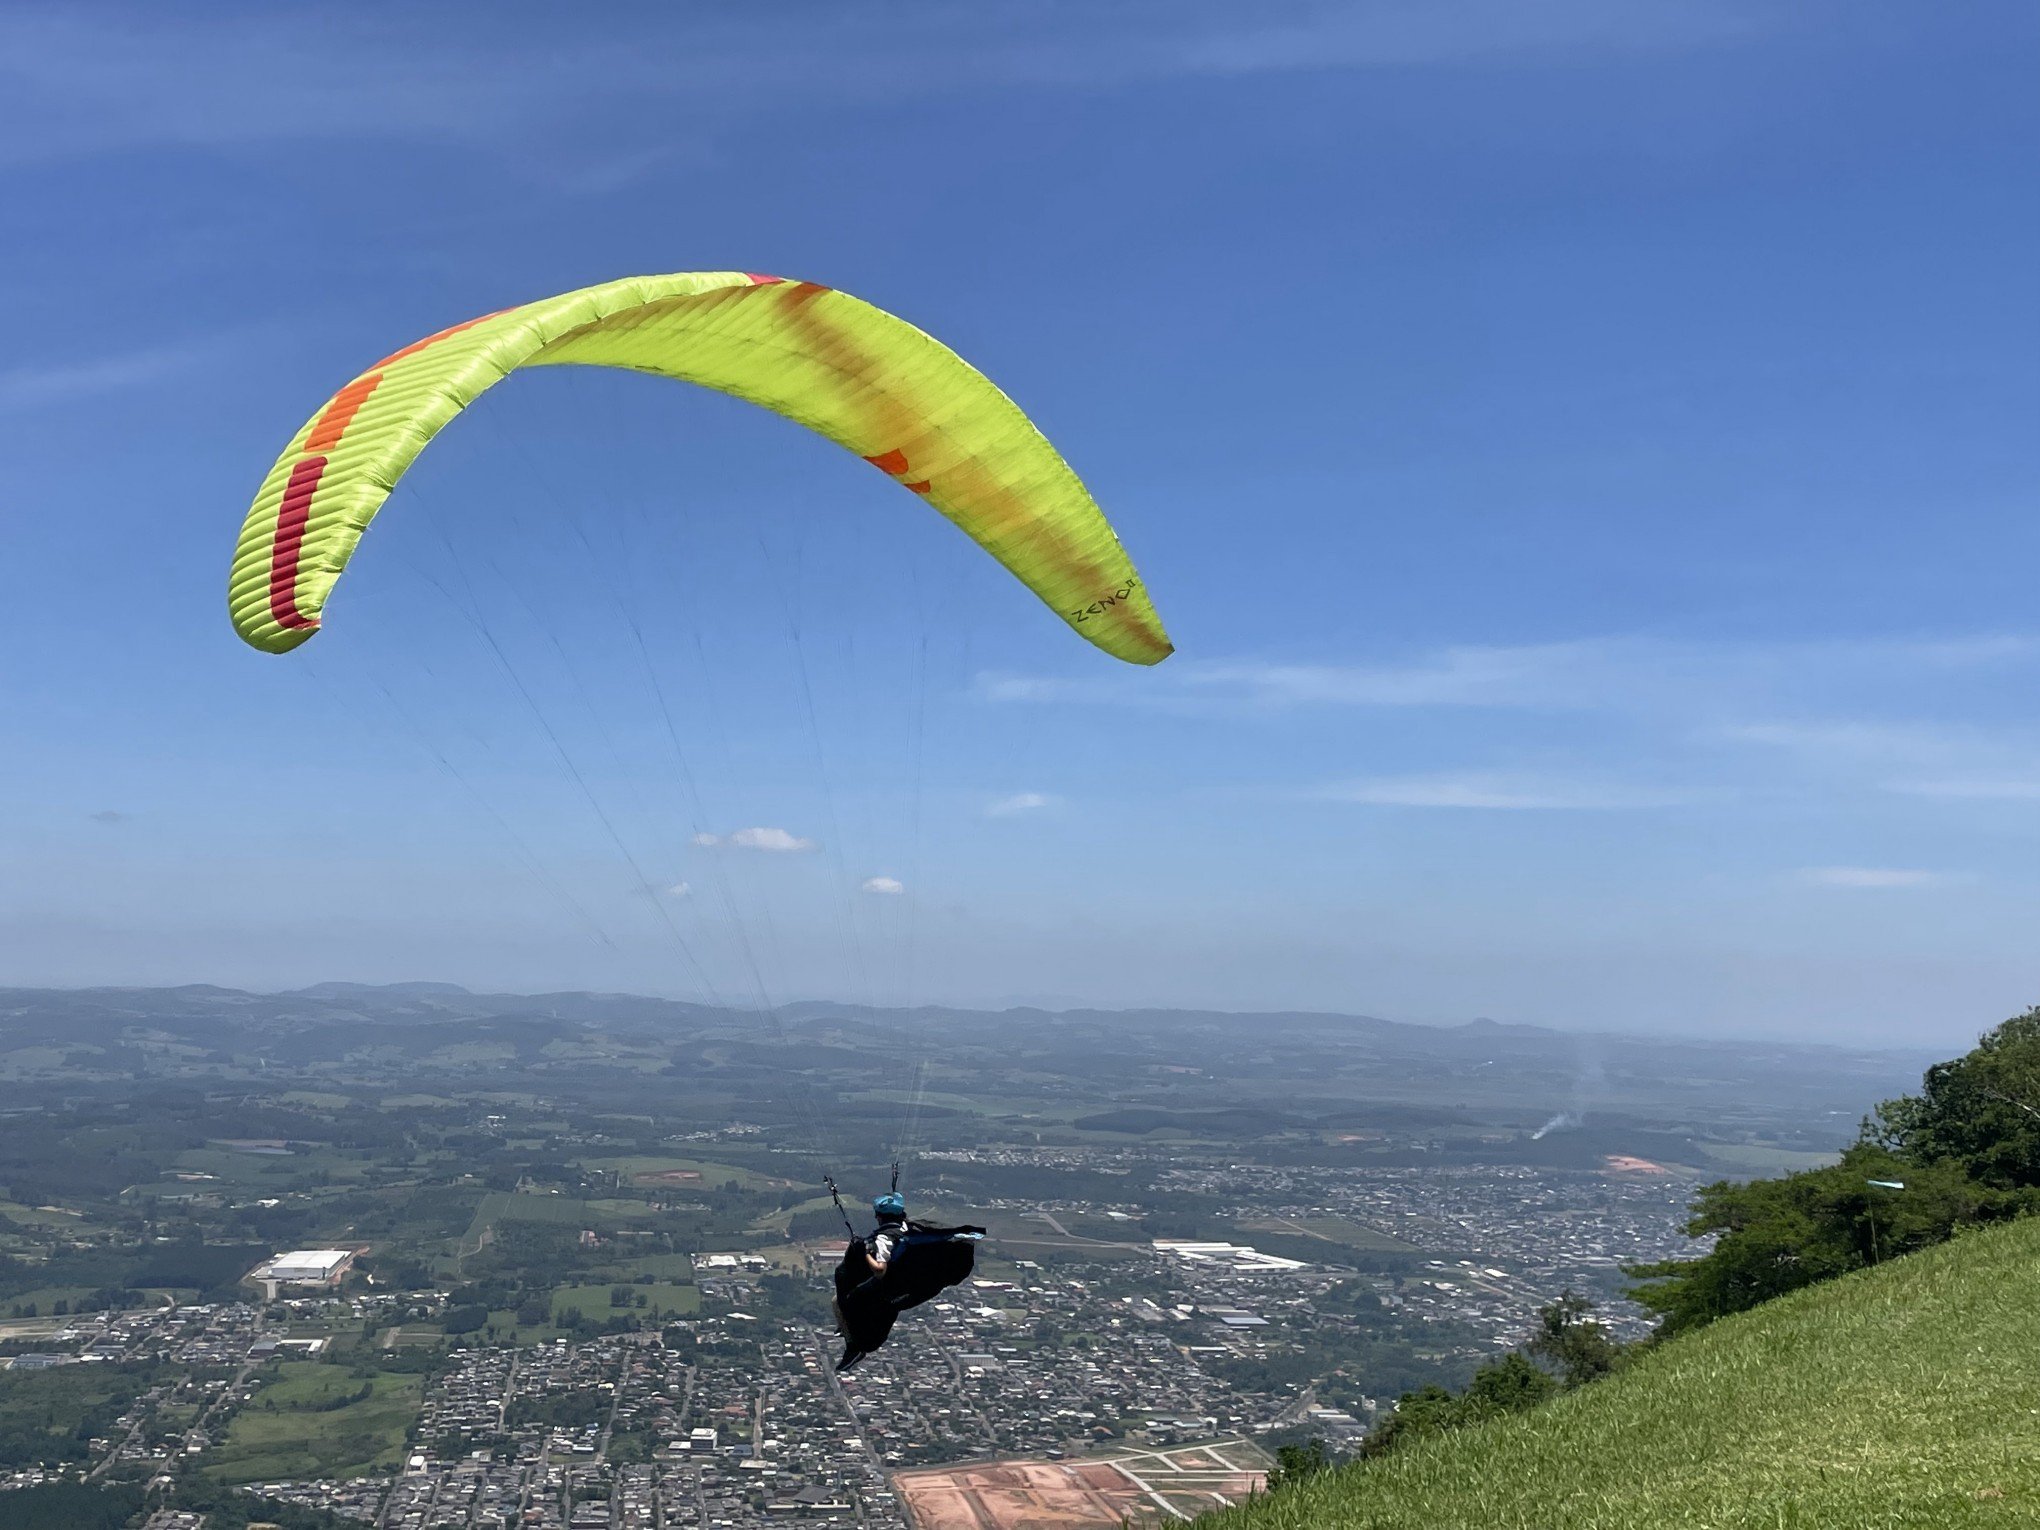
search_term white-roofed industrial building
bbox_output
[246,1248,355,1299]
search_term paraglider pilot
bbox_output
[830,1180,984,1372]
[861,1192,908,1277]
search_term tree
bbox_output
[1456,1352,1558,1421]
[1627,1143,2008,1334]
[1359,1354,1558,1460]
[1869,1006,2040,1189]
[1265,1438,1333,1492]
[1527,1291,1622,1386]
[1360,1385,1461,1458]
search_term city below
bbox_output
[0,984,1923,1528]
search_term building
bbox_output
[1151,1240,1308,1272]
[246,1248,356,1299]
[6,1354,69,1371]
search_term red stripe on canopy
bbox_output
[268,455,327,630]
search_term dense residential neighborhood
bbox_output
[1,1151,1702,1527]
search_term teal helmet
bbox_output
[873,1192,906,1221]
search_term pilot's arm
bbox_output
[861,1230,895,1276]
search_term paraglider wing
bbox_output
[883,1222,986,1312]
[228,272,1171,665]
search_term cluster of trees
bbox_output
[1626,1005,2040,1333]
[0,1360,161,1469]
[5,1286,144,1318]
[505,1389,608,1432]
[256,1379,375,1413]
[1367,1291,1624,1458]
[0,1483,143,1529]
[1265,1291,1626,1493]
[1267,1006,2040,1497]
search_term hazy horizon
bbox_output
[0,974,1957,1060]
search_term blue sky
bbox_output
[1,2,2036,1045]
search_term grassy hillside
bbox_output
[1200,1215,2040,1529]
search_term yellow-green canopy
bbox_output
[228,271,1171,665]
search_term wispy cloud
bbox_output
[1797,867,1957,890]
[1897,778,2040,802]
[88,809,131,826]
[0,345,212,411]
[861,876,906,895]
[974,647,1583,710]
[630,880,692,900]
[987,792,1057,817]
[1320,771,1689,810]
[1183,649,1588,709]
[1727,719,2040,803]
[982,633,2040,719]
[992,632,2040,819]
[0,4,1768,171]
[693,827,817,853]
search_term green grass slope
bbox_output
[1200,1216,2040,1529]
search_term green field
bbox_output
[579,1154,790,1191]
[161,1146,366,1188]
[2,1285,99,1314]
[1198,1216,2040,1529]
[276,1090,355,1110]
[493,1191,588,1222]
[551,1281,699,1322]
[1697,1142,1844,1176]
[967,1207,1148,1259]
[1235,1215,1422,1254]
[207,1362,421,1484]
[750,1193,836,1235]
[614,1253,696,1279]
[480,1309,562,1345]
[0,1200,92,1229]
[0,1045,80,1077]
[457,1189,587,1255]
[580,1197,666,1221]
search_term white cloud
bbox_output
[689,832,722,848]
[1797,867,1954,890]
[630,879,693,900]
[861,876,906,895]
[712,826,818,853]
[1321,772,1688,810]
[987,792,1056,817]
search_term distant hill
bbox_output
[289,980,475,999]
[0,982,1933,1128]
[1197,1214,2040,1528]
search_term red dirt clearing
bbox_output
[895,1449,1264,1528]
